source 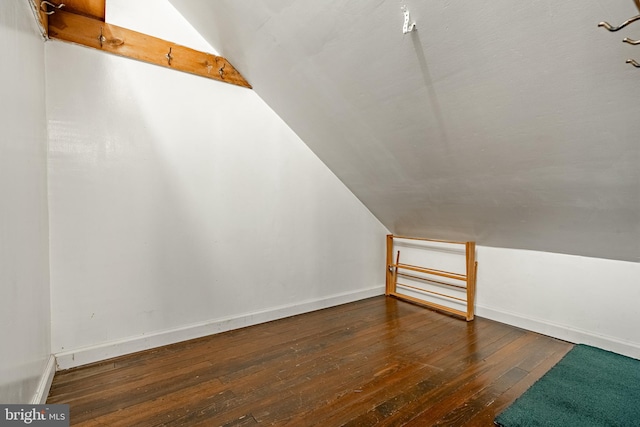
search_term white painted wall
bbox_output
[171,0,640,263]
[475,247,640,359]
[0,0,52,403]
[45,40,388,368]
[106,0,215,53]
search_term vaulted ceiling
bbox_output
[170,0,640,262]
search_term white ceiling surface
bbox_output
[170,0,640,262]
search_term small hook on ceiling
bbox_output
[401,5,417,34]
[166,47,173,66]
[626,58,640,67]
[623,37,640,45]
[598,14,640,32]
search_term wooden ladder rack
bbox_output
[385,234,478,321]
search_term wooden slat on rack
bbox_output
[396,283,467,303]
[47,10,252,88]
[392,235,467,245]
[389,291,468,319]
[466,241,478,321]
[392,263,467,281]
[396,272,467,290]
[385,235,393,295]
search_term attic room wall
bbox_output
[169,0,640,264]
[45,38,388,368]
[0,0,52,403]
[475,247,640,358]
[169,0,640,359]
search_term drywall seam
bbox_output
[32,355,56,404]
[54,285,385,370]
[476,304,640,360]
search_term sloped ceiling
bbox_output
[170,0,640,262]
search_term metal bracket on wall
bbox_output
[40,0,65,15]
[401,6,416,34]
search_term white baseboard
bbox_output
[476,305,640,360]
[55,286,385,370]
[32,355,56,404]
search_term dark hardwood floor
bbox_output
[47,296,573,426]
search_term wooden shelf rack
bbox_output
[385,234,478,321]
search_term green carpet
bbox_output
[495,344,640,427]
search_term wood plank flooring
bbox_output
[47,296,573,426]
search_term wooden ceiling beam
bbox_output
[34,0,105,23]
[47,9,251,89]
[58,0,106,21]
